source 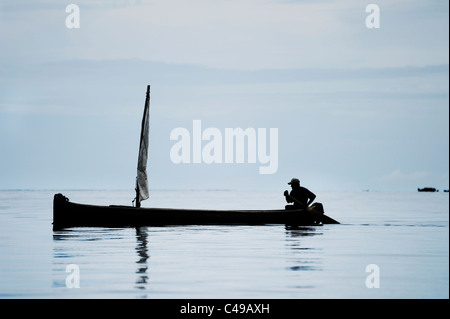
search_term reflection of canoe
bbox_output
[52,193,340,230]
[418,187,438,192]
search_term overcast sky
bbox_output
[0,0,448,192]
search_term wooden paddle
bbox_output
[285,193,340,224]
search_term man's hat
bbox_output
[288,178,300,185]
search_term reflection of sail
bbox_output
[135,227,149,292]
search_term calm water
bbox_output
[0,190,448,299]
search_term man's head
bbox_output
[288,178,300,188]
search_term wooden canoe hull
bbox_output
[52,193,339,230]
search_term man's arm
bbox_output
[306,191,316,207]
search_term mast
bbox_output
[135,85,151,207]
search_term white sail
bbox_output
[136,85,150,206]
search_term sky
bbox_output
[0,0,448,192]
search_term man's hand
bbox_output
[284,190,289,196]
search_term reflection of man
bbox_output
[284,178,316,210]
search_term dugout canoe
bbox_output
[52,193,339,230]
[52,86,340,230]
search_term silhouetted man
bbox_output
[284,178,316,210]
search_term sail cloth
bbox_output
[136,85,150,207]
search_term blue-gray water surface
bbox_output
[0,190,448,299]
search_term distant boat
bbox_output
[53,85,339,230]
[418,187,438,192]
